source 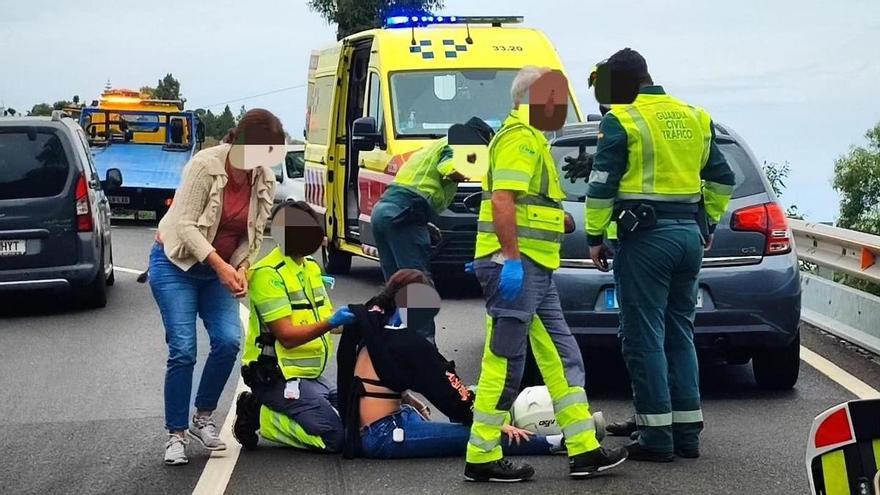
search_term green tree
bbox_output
[154,73,182,101]
[214,105,236,140]
[833,122,880,234]
[4,108,16,116]
[762,160,801,217]
[52,100,72,110]
[28,103,53,116]
[308,0,444,39]
[236,105,247,123]
[140,86,156,98]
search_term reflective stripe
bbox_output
[617,192,702,203]
[255,298,289,315]
[478,221,562,242]
[312,287,328,298]
[473,410,507,427]
[288,290,306,300]
[553,390,588,412]
[672,409,704,423]
[562,418,595,438]
[586,196,614,209]
[492,169,532,184]
[626,106,655,193]
[280,357,322,368]
[635,413,673,427]
[468,432,501,452]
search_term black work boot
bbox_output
[569,445,628,478]
[232,391,260,450]
[674,446,700,459]
[606,415,637,436]
[624,441,674,462]
[464,458,535,482]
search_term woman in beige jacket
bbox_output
[148,109,281,466]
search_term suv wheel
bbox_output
[80,251,108,309]
[752,330,800,390]
[322,245,352,275]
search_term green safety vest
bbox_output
[391,138,458,214]
[475,112,566,270]
[243,248,333,380]
[610,93,712,203]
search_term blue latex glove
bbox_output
[499,259,524,301]
[464,261,475,274]
[388,309,403,327]
[329,307,356,327]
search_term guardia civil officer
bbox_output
[370,117,494,343]
[584,49,736,461]
[232,200,356,452]
[464,66,627,483]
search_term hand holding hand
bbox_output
[233,266,248,298]
[590,244,611,272]
[499,259,524,301]
[216,262,245,295]
[329,307,356,328]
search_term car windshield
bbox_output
[0,130,70,200]
[390,69,577,138]
[550,139,766,201]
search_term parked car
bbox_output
[272,144,305,204]
[0,111,123,308]
[544,121,802,390]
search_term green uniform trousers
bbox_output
[614,219,705,453]
[466,256,601,464]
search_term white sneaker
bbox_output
[164,435,189,466]
[188,415,227,451]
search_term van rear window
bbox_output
[0,131,71,200]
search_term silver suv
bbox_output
[0,111,123,308]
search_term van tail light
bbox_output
[731,202,791,255]
[75,173,93,232]
[165,197,174,207]
[814,407,852,448]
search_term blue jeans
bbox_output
[361,406,554,459]
[148,243,241,432]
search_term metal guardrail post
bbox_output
[789,219,880,284]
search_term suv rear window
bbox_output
[550,139,765,200]
[0,130,71,200]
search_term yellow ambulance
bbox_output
[303,15,582,274]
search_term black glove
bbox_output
[562,151,594,183]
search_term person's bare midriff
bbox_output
[355,347,402,428]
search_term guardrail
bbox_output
[790,219,880,354]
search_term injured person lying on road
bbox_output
[336,268,564,459]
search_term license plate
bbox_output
[605,288,703,310]
[108,195,130,204]
[0,239,26,257]
[136,210,157,220]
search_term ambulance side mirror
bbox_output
[351,117,381,152]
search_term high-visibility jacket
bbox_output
[391,138,458,214]
[243,247,333,380]
[475,110,566,270]
[585,88,735,241]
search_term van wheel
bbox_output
[752,330,800,390]
[81,261,108,309]
[322,245,352,275]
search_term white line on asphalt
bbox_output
[801,345,880,399]
[192,305,250,495]
[114,266,145,275]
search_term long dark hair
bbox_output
[366,269,432,315]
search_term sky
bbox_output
[2,0,878,221]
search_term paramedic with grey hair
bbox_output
[463,66,628,483]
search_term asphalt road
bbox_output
[1,225,879,495]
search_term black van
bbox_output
[0,112,122,308]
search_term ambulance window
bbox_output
[307,77,334,145]
[367,72,386,136]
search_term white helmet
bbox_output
[511,386,605,440]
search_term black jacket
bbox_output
[337,304,474,458]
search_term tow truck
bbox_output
[80,89,204,220]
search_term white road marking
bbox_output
[192,305,250,495]
[801,345,880,399]
[114,266,145,275]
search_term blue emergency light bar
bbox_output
[384,15,523,28]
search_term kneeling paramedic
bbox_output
[233,200,357,452]
[465,66,628,483]
[584,49,736,461]
[371,118,495,342]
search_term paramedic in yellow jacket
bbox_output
[232,200,356,452]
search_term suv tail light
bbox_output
[75,173,93,232]
[731,202,791,255]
